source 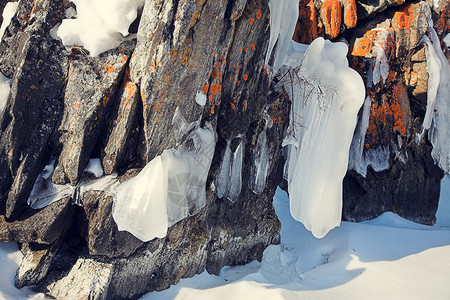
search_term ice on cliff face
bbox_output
[279,38,365,238]
[56,0,143,56]
[112,110,216,242]
[421,23,450,174]
[0,1,18,42]
[215,137,244,203]
[249,115,272,195]
[266,0,299,75]
[0,72,11,113]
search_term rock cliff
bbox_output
[0,0,448,298]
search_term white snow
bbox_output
[0,1,18,42]
[137,186,450,300]
[84,158,104,178]
[0,72,11,112]
[56,0,143,56]
[281,37,366,238]
[113,112,215,242]
[422,24,450,174]
[444,33,450,48]
[265,0,299,75]
[2,180,450,299]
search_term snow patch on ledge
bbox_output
[56,0,144,56]
[280,38,365,238]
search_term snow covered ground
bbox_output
[0,175,449,300]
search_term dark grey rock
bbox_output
[0,197,74,244]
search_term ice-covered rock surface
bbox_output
[0,71,11,112]
[281,38,365,238]
[266,0,299,75]
[249,115,272,195]
[421,24,450,174]
[113,112,216,242]
[56,0,143,56]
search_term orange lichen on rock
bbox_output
[320,0,342,39]
[366,83,409,143]
[250,43,255,50]
[243,73,248,81]
[393,5,415,30]
[342,0,357,28]
[202,84,209,94]
[105,63,115,74]
[293,0,320,44]
[210,83,222,95]
[256,10,262,20]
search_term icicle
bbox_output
[215,139,232,199]
[250,115,273,195]
[227,139,243,203]
[348,97,372,176]
[279,38,365,238]
[266,0,299,75]
[419,22,450,173]
[372,44,389,86]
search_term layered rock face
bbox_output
[0,0,448,299]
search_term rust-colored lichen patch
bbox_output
[256,10,262,20]
[105,63,115,74]
[250,43,255,50]
[210,83,222,95]
[320,0,342,39]
[202,84,209,94]
[293,0,320,44]
[393,5,415,30]
[366,83,409,144]
[250,18,255,25]
[243,73,249,81]
[342,0,357,28]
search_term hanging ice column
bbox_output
[112,97,216,242]
[419,22,450,174]
[280,38,365,238]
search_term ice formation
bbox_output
[280,38,365,238]
[444,33,450,49]
[0,72,11,112]
[249,115,272,195]
[0,1,18,42]
[348,97,372,176]
[113,110,216,241]
[84,158,104,178]
[56,0,143,56]
[371,44,389,86]
[28,159,118,209]
[28,160,75,209]
[215,137,244,203]
[347,97,391,177]
[265,0,299,75]
[420,24,450,173]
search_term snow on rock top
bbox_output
[56,0,143,56]
[281,38,365,238]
